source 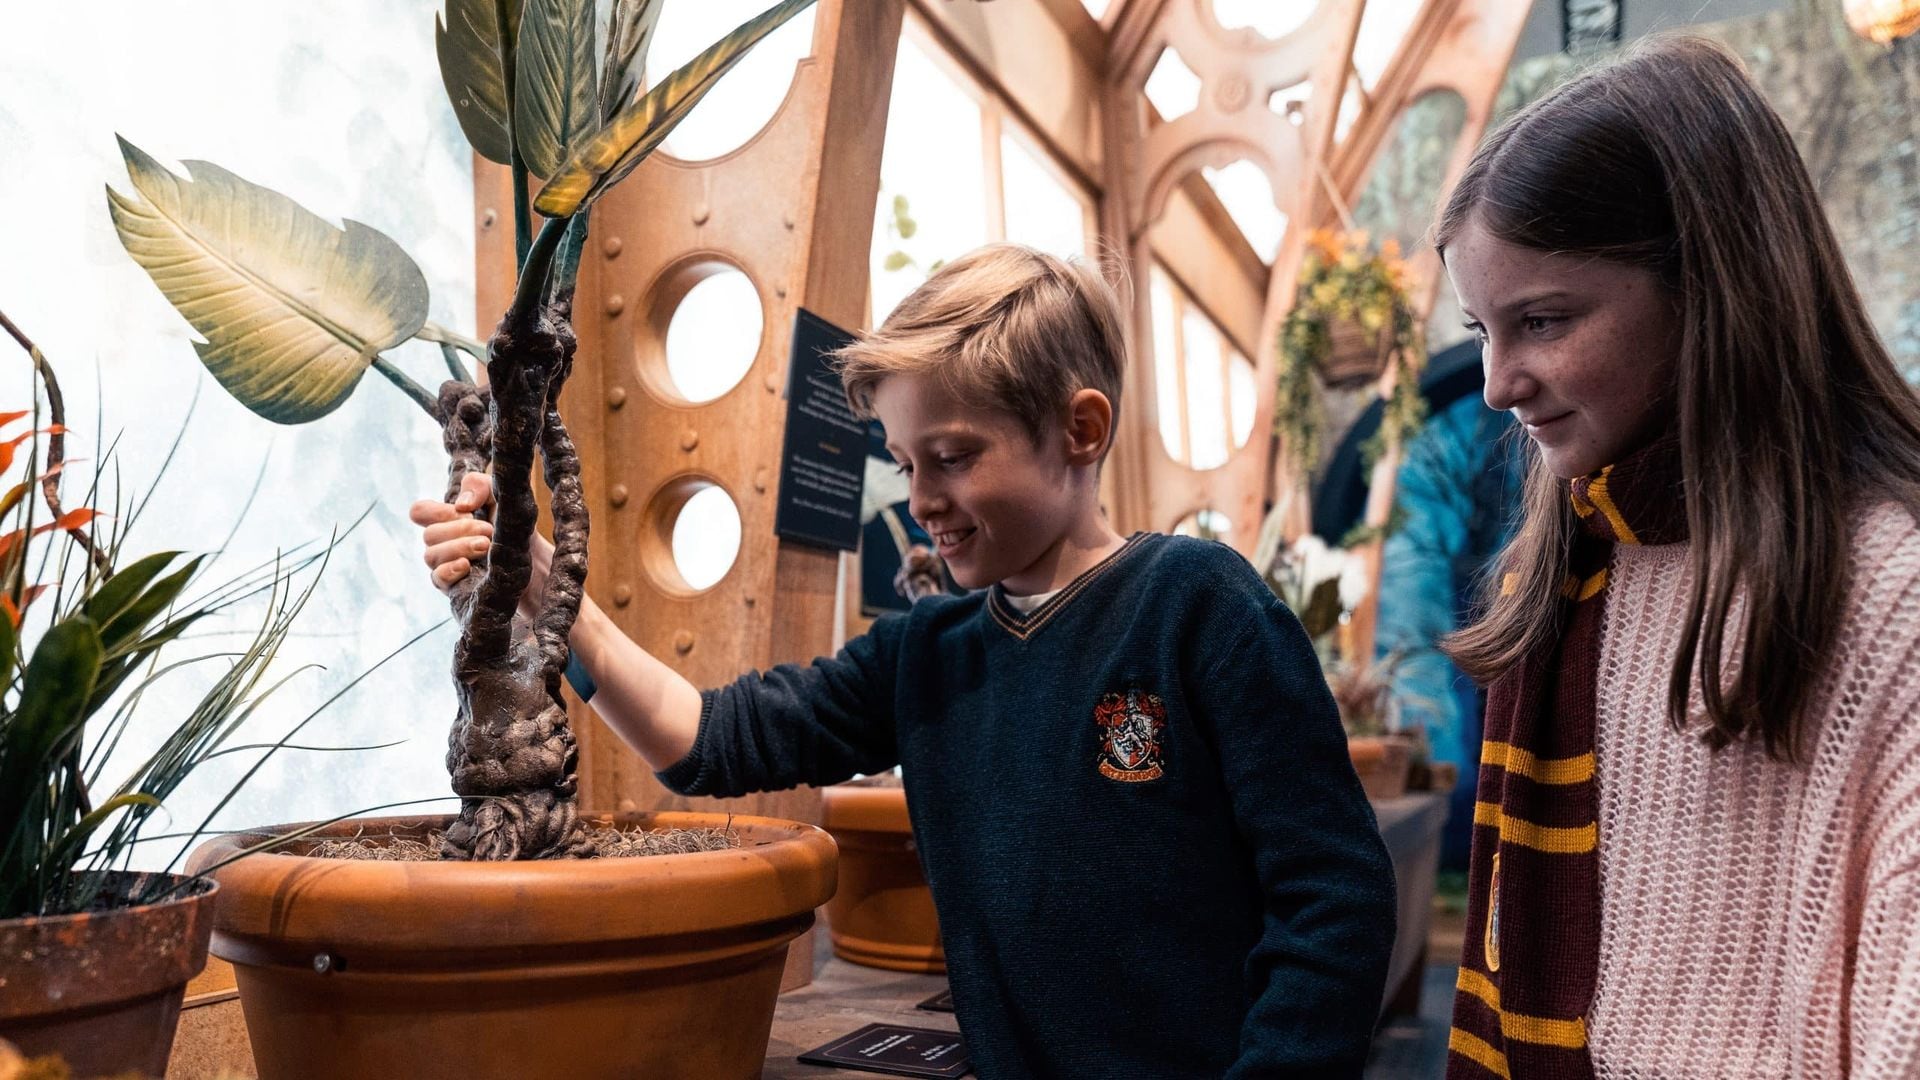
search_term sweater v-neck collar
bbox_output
[986,533,1148,642]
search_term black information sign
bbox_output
[915,989,956,1013]
[797,1022,970,1078]
[774,308,866,552]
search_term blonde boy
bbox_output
[415,244,1395,1077]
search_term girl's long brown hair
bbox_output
[1437,36,1920,760]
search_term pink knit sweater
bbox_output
[1586,502,1920,1078]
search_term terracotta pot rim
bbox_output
[822,782,911,834]
[0,871,218,1024]
[189,811,838,951]
[0,871,215,929]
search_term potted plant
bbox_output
[100,1,841,1075]
[1257,530,1417,798]
[0,317,360,1077]
[820,547,946,973]
[1327,660,1414,801]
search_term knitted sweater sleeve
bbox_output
[1201,594,1398,1079]
[1849,560,1920,1079]
[655,614,905,798]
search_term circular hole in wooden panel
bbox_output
[1174,509,1235,545]
[639,260,764,405]
[641,476,742,596]
[648,2,817,162]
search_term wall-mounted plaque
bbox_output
[775,308,866,551]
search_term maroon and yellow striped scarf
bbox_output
[1447,435,1685,1080]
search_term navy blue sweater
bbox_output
[659,533,1396,1078]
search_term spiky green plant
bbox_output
[0,313,436,917]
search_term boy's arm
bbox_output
[566,590,702,769]
[1202,596,1397,1079]
[655,616,904,798]
[413,474,896,787]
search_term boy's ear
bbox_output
[1063,389,1113,466]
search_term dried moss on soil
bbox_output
[301,824,740,861]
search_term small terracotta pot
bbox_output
[0,872,217,1077]
[820,780,944,974]
[1348,735,1413,800]
[188,811,835,1080]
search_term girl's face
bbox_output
[1444,214,1682,479]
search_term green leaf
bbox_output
[96,557,203,654]
[46,793,160,869]
[106,138,430,425]
[514,0,600,179]
[883,251,911,272]
[896,216,917,240]
[534,0,818,218]
[81,550,182,631]
[600,0,665,120]
[436,0,524,164]
[0,618,104,821]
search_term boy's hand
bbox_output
[412,474,557,616]
[411,472,496,594]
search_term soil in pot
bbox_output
[821,777,945,974]
[0,872,218,1078]
[187,811,835,1080]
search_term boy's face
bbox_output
[872,373,1072,593]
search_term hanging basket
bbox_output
[1320,317,1394,389]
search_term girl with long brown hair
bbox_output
[1434,34,1920,1079]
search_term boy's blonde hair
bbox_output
[834,243,1128,455]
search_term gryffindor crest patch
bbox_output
[1094,688,1167,782]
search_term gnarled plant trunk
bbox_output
[434,299,592,861]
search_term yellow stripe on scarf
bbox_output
[1585,467,1640,545]
[1449,1027,1513,1079]
[1474,801,1598,853]
[1558,570,1608,601]
[1481,741,1595,785]
[1456,968,1590,1049]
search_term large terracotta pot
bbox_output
[188,811,835,1080]
[820,780,944,974]
[0,872,217,1077]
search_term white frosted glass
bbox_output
[649,3,816,161]
[1229,352,1257,449]
[672,485,741,591]
[1150,268,1186,464]
[1000,130,1088,262]
[1270,79,1313,125]
[665,270,763,402]
[1211,0,1317,39]
[1354,0,1426,90]
[870,33,988,325]
[1182,308,1230,470]
[1203,159,1288,260]
[0,0,478,866]
[1144,47,1203,122]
